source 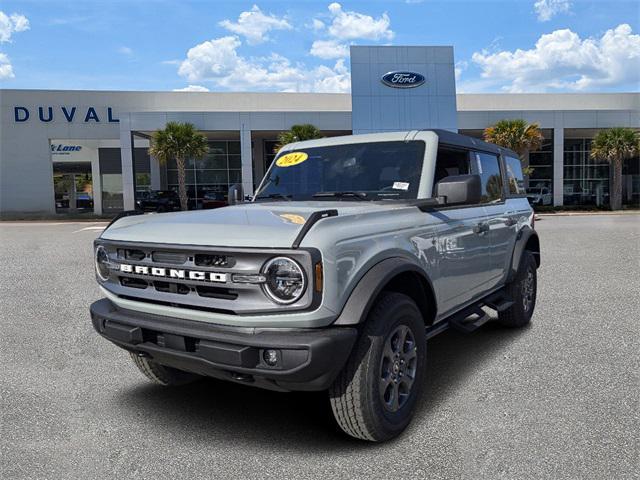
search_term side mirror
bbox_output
[435,174,482,205]
[228,184,244,205]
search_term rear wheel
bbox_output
[498,250,537,328]
[130,353,200,386]
[329,292,427,442]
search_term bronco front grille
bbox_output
[96,240,317,315]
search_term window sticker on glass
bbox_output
[276,152,309,168]
[392,181,410,191]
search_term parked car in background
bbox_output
[526,186,552,206]
[201,191,228,210]
[55,192,93,210]
[136,190,180,212]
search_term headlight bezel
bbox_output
[94,245,111,282]
[261,256,307,305]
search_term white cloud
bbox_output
[177,35,350,93]
[311,58,351,93]
[173,85,210,92]
[310,39,349,59]
[471,24,640,92]
[325,3,393,41]
[0,52,14,79]
[534,0,571,22]
[178,36,243,82]
[219,5,291,45]
[118,46,133,56]
[454,60,468,81]
[309,4,393,59]
[311,18,325,31]
[0,11,29,43]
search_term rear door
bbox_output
[473,151,515,287]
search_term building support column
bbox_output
[240,119,253,196]
[120,116,136,210]
[91,150,103,215]
[553,127,564,207]
[150,155,161,190]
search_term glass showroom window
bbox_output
[564,138,609,207]
[528,130,553,191]
[166,140,241,208]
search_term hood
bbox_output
[100,201,395,248]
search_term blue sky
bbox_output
[0,0,638,93]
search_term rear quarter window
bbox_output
[505,156,525,194]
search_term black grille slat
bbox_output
[194,254,230,267]
[124,249,145,261]
[154,281,190,295]
[152,251,188,265]
[196,286,238,300]
[120,277,148,289]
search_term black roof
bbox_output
[427,129,520,158]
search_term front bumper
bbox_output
[90,298,357,392]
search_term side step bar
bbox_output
[426,289,514,337]
[483,291,514,312]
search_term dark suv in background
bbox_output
[136,190,180,212]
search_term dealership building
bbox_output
[1,45,638,216]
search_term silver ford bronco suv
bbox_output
[90,130,540,442]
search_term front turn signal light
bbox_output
[315,262,323,293]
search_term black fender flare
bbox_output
[507,227,541,283]
[333,257,436,326]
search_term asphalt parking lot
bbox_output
[1,215,638,479]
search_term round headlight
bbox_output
[262,257,306,304]
[95,245,110,282]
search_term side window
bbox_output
[433,146,471,191]
[505,156,525,195]
[472,152,503,203]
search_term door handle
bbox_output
[503,211,517,227]
[473,222,490,235]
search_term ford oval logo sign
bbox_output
[381,71,426,88]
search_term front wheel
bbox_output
[329,292,427,442]
[498,250,537,328]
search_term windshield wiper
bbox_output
[312,191,368,200]
[254,193,292,201]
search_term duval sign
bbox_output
[14,106,119,123]
[381,71,426,89]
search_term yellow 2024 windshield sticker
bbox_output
[276,151,308,167]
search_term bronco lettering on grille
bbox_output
[119,264,227,283]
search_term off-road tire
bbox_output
[329,292,427,442]
[130,353,200,386]
[498,250,537,328]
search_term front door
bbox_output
[431,206,494,316]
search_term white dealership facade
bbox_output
[1,46,638,215]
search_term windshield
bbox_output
[254,140,425,201]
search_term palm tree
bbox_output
[276,124,323,151]
[590,127,640,211]
[148,122,209,211]
[483,119,544,177]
